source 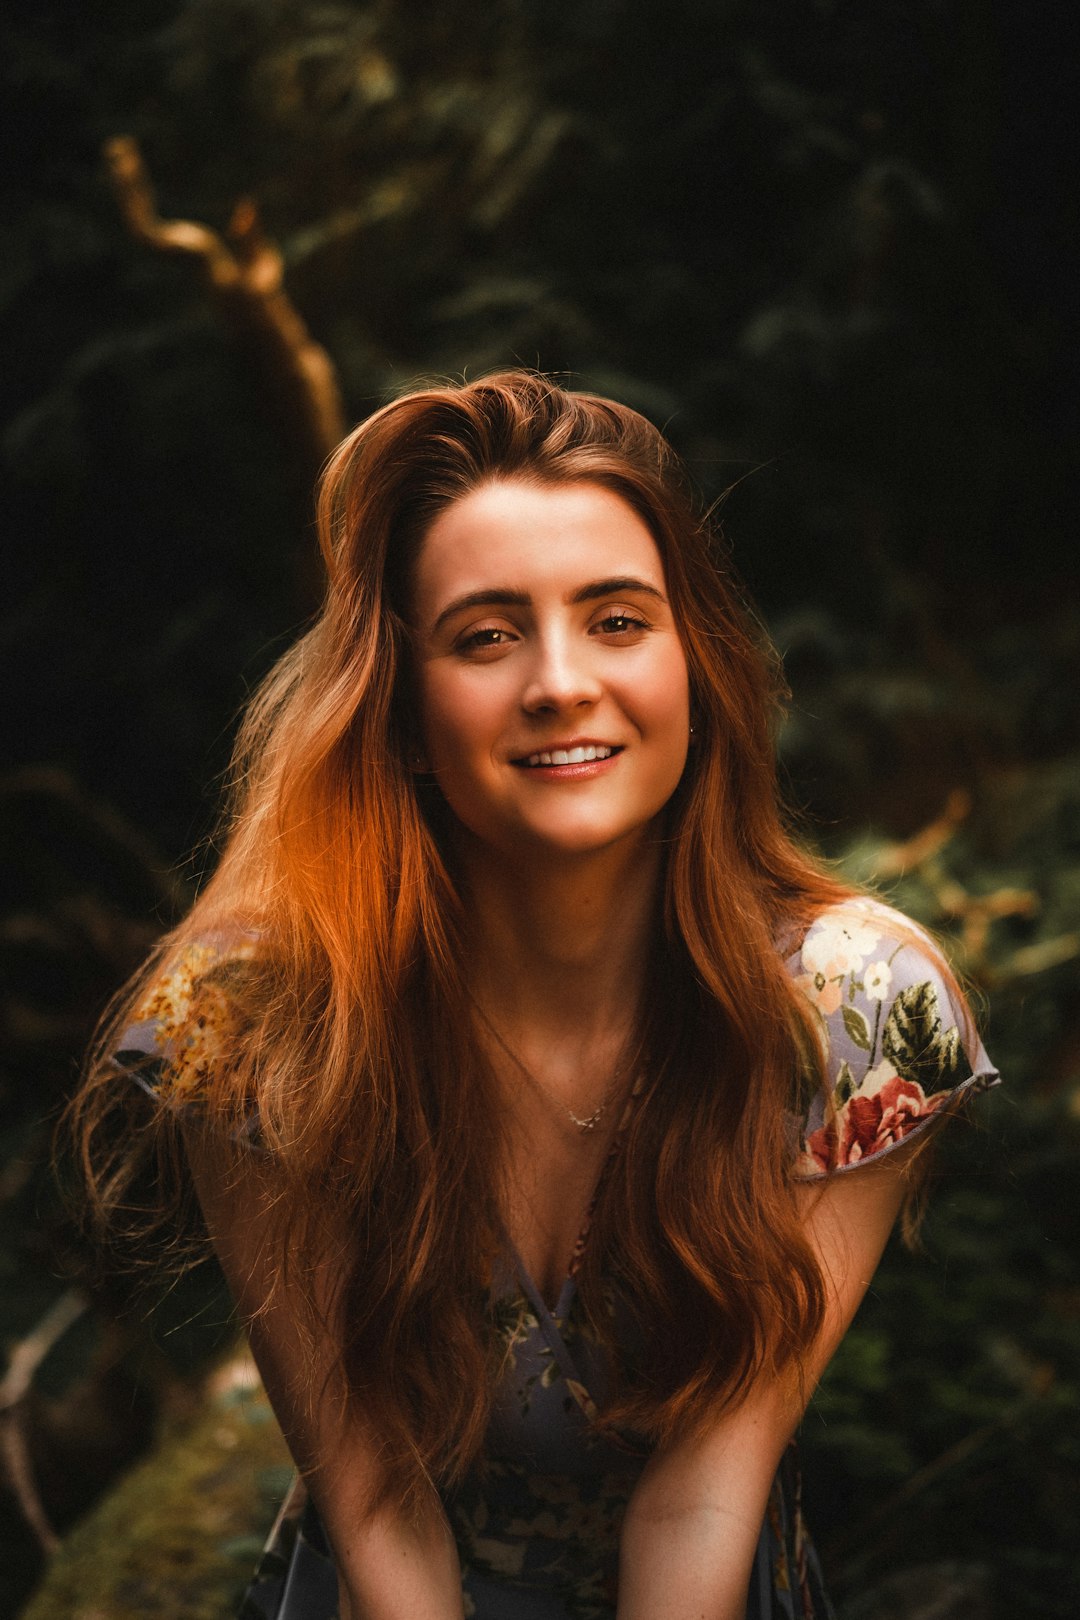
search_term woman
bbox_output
[73,372,998,1620]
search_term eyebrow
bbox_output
[430,576,667,634]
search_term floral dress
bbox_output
[117,899,999,1620]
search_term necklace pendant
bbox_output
[472,998,632,1138]
[570,1107,603,1133]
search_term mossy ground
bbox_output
[22,1352,293,1620]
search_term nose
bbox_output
[520,627,603,716]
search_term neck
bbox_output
[458,832,663,1045]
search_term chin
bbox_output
[516,815,657,859]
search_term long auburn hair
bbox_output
[72,371,864,1511]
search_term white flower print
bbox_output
[801,910,883,979]
[864,960,893,1001]
[859,1057,900,1098]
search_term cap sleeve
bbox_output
[112,935,258,1110]
[787,900,1000,1179]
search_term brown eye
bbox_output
[457,626,517,654]
[594,611,650,636]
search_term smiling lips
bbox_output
[514,744,622,768]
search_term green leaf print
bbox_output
[881,981,968,1095]
[832,1059,856,1109]
[842,1004,872,1051]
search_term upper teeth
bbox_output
[525,745,614,766]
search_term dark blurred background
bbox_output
[2,3,1077,1617]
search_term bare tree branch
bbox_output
[869,789,1078,989]
[1,1413,60,1557]
[104,136,347,478]
[871,788,973,880]
[0,1290,88,1556]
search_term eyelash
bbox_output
[455,613,650,654]
[457,627,515,652]
[595,612,650,636]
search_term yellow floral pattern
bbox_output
[116,936,256,1104]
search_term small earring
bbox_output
[410,751,429,773]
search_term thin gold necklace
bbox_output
[474,1003,639,1135]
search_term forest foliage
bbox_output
[1,2,1077,1617]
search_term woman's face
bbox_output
[409,478,691,861]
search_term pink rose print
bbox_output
[806,1074,949,1171]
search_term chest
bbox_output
[500,1115,613,1310]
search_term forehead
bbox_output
[411,479,665,616]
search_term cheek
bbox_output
[652,655,693,782]
[417,671,499,767]
[644,645,692,729]
[416,682,458,759]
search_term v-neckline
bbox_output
[510,1240,578,1322]
[507,1072,645,1313]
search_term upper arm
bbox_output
[180,1121,393,1551]
[622,1145,911,1551]
[183,1124,466,1618]
[180,1122,355,1485]
[617,1148,913,1619]
[792,1140,912,1388]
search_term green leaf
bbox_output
[842,1004,872,1051]
[882,981,969,1094]
[832,1060,856,1109]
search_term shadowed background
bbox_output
[2,3,1077,1616]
